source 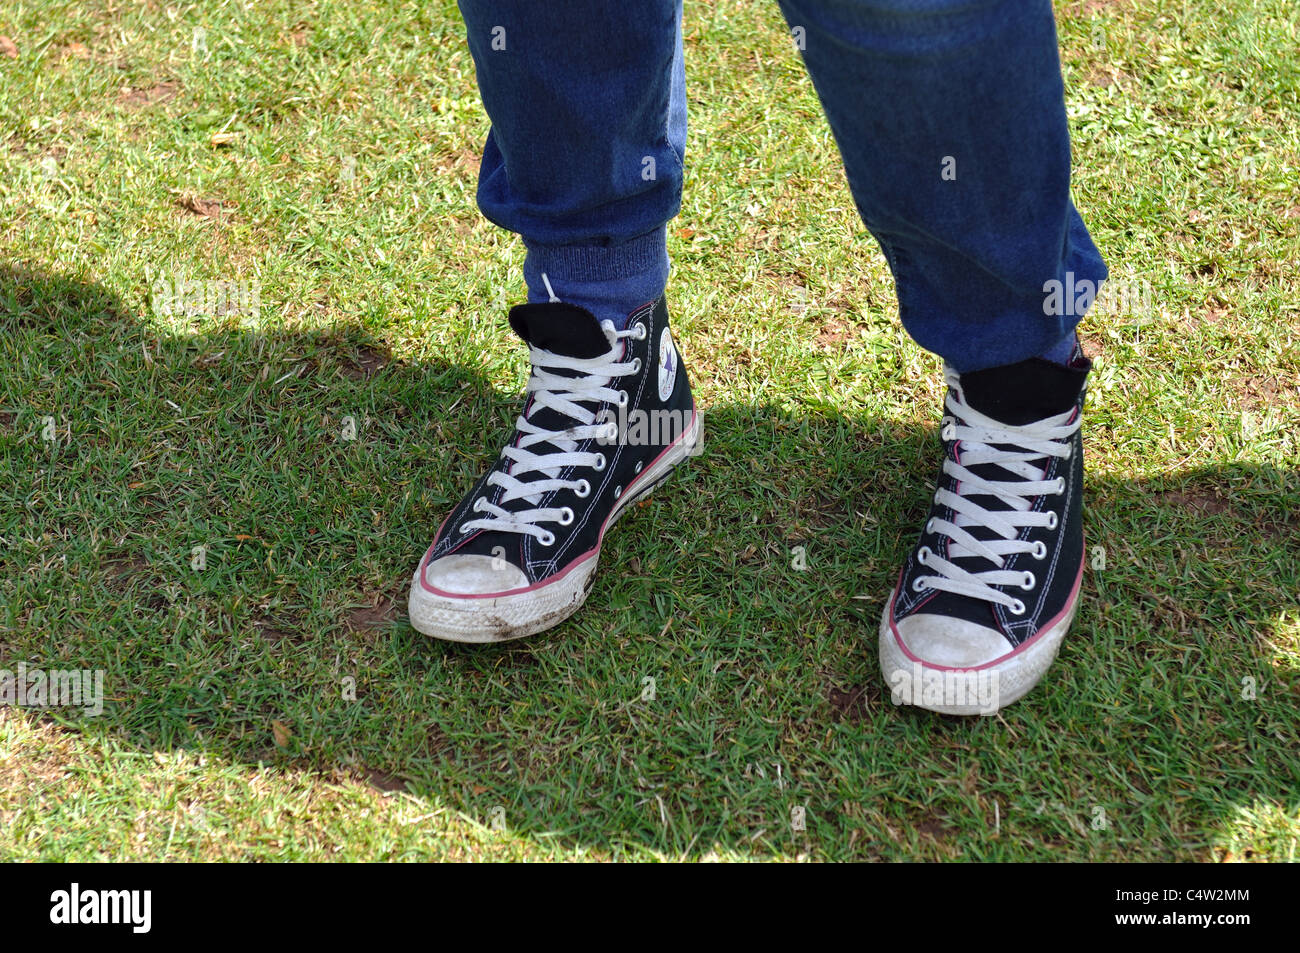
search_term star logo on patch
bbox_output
[657,327,677,401]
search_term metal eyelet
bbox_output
[1031,540,1047,559]
[592,454,607,472]
[634,322,648,341]
[1020,571,1036,590]
[472,498,486,512]
[538,531,556,547]
[1009,599,1027,615]
[913,578,929,593]
[558,507,574,526]
[925,518,935,534]
[613,486,623,499]
[1054,477,1066,494]
[634,461,643,474]
[917,546,931,565]
[1046,511,1059,530]
[617,390,629,408]
[459,524,473,534]
[574,479,591,498]
[631,357,643,373]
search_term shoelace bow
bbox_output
[459,319,645,546]
[915,368,1080,615]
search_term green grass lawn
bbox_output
[0,0,1296,861]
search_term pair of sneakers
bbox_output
[408,296,1090,715]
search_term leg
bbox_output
[778,0,1105,370]
[460,0,687,325]
[409,2,699,642]
[776,0,1102,712]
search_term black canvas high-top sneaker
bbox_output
[409,297,699,642]
[879,352,1091,715]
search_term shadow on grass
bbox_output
[2,265,1296,860]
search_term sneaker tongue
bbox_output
[958,356,1091,426]
[503,302,615,508]
[944,355,1089,563]
[508,302,612,359]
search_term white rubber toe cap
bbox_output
[892,613,1011,669]
[422,554,528,596]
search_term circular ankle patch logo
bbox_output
[657,327,677,402]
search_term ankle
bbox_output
[522,230,669,330]
[1038,330,1083,367]
[525,271,666,331]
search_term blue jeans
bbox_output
[457,0,1107,372]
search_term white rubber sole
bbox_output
[877,583,1079,716]
[409,409,700,643]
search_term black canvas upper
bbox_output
[892,354,1091,648]
[430,296,694,583]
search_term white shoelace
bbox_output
[915,367,1080,615]
[459,316,645,547]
